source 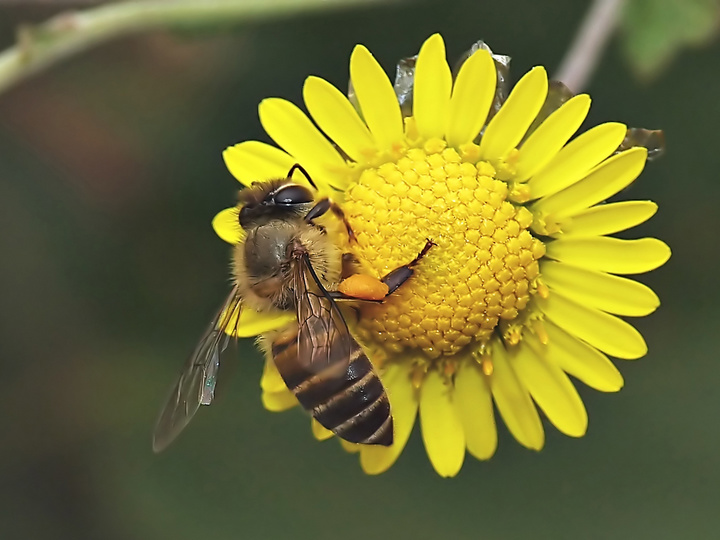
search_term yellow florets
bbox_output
[342,138,546,359]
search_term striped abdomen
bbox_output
[271,327,393,446]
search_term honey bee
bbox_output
[152,164,433,453]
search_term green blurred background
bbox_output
[0,1,717,539]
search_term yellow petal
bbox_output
[535,321,623,392]
[445,48,496,148]
[340,439,362,454]
[222,141,296,186]
[413,33,452,140]
[537,290,647,359]
[260,358,287,393]
[262,388,297,412]
[526,122,627,199]
[560,201,658,237]
[258,98,348,191]
[311,418,334,441]
[509,344,588,437]
[211,207,243,245]
[515,94,591,182]
[541,260,660,316]
[303,76,375,163]
[419,369,465,477]
[225,309,295,338]
[545,236,671,275]
[454,359,497,460]
[360,362,417,475]
[534,147,648,219]
[350,45,403,151]
[479,67,548,161]
[489,342,544,450]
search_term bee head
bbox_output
[239,182,315,229]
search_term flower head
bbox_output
[213,34,670,477]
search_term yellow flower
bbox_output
[213,34,670,477]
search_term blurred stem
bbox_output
[554,0,626,92]
[0,0,395,95]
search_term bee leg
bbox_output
[331,205,356,243]
[380,239,436,295]
[304,198,356,243]
[341,252,362,279]
[335,239,436,301]
[328,290,384,303]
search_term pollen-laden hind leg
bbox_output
[337,239,436,301]
[380,238,435,294]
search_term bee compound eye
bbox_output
[273,185,314,205]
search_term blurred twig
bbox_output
[0,0,397,95]
[554,0,626,92]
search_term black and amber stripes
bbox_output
[271,328,393,446]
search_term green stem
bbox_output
[0,0,395,95]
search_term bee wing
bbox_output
[293,253,352,375]
[152,287,242,453]
[288,253,394,446]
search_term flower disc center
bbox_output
[342,140,546,359]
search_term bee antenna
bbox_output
[301,253,334,302]
[287,163,317,190]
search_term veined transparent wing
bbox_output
[293,253,352,376]
[152,287,242,453]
